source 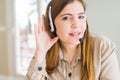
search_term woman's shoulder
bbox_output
[90,34,115,48]
[91,34,120,80]
[90,34,110,41]
[90,34,116,59]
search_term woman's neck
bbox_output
[61,43,78,63]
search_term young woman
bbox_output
[25,0,120,80]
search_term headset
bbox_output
[48,6,55,32]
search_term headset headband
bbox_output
[48,6,54,32]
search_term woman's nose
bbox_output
[71,18,80,28]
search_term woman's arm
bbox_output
[25,15,58,80]
[25,58,47,80]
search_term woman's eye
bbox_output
[79,15,85,19]
[62,16,69,20]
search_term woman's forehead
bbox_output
[59,1,84,15]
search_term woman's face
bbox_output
[54,1,86,45]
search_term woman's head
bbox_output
[47,0,86,20]
[45,0,87,45]
[45,1,95,79]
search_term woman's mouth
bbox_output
[69,32,81,37]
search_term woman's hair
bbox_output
[45,0,95,80]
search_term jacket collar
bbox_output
[59,45,81,61]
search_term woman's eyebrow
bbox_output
[61,13,72,17]
[61,12,85,17]
[78,12,85,15]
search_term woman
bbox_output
[25,0,120,80]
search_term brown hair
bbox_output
[45,0,95,80]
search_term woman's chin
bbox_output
[69,40,80,45]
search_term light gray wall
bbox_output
[85,0,120,66]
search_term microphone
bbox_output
[79,37,85,42]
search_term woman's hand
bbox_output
[34,15,58,62]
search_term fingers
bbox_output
[38,16,42,33]
[34,15,46,41]
[42,15,46,31]
[34,24,38,42]
[38,15,46,33]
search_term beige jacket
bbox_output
[25,35,120,80]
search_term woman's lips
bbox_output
[69,32,81,36]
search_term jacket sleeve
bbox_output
[25,58,48,80]
[99,36,120,80]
